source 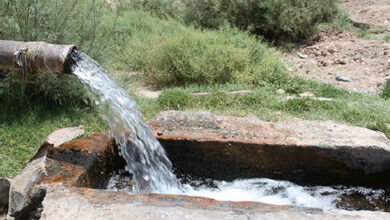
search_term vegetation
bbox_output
[129,0,341,42]
[382,83,390,100]
[183,0,340,42]
[0,0,389,178]
[155,81,390,137]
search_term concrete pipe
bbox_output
[0,40,76,74]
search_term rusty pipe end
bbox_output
[0,40,77,74]
[25,42,77,74]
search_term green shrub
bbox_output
[141,31,251,86]
[123,25,287,87]
[385,34,390,43]
[0,0,113,59]
[182,0,340,42]
[126,0,184,19]
[183,0,227,29]
[0,71,89,108]
[382,83,390,99]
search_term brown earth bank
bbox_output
[288,29,390,94]
[287,0,390,95]
[340,0,390,31]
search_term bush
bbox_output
[0,0,114,59]
[382,83,390,99]
[141,31,251,86]
[0,71,89,107]
[123,26,287,87]
[182,0,340,42]
[126,0,184,19]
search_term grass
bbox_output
[152,82,390,138]
[0,105,107,178]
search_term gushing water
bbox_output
[71,51,177,192]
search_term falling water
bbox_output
[71,50,177,192]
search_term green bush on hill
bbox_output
[182,0,340,42]
[124,27,287,87]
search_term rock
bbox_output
[7,133,125,219]
[285,96,333,101]
[334,59,347,65]
[276,89,285,94]
[136,86,161,99]
[149,111,390,187]
[313,97,333,101]
[0,179,10,214]
[319,60,330,67]
[298,51,308,59]
[47,126,85,147]
[39,185,390,220]
[328,47,338,54]
[224,90,254,96]
[336,76,351,82]
[298,92,315,98]
[386,79,390,87]
[8,147,49,219]
[191,90,254,97]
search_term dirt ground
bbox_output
[341,0,390,31]
[287,0,390,95]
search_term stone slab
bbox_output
[149,111,390,187]
[47,126,85,147]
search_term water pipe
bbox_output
[0,40,76,74]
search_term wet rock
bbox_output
[149,111,390,187]
[47,126,85,147]
[39,185,390,220]
[6,133,126,219]
[43,132,126,188]
[0,179,10,214]
[336,76,351,82]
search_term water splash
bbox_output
[71,51,177,192]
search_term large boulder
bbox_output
[149,111,390,187]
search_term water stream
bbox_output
[71,51,177,192]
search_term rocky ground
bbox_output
[288,0,390,95]
[341,0,390,31]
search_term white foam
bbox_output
[164,178,339,210]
